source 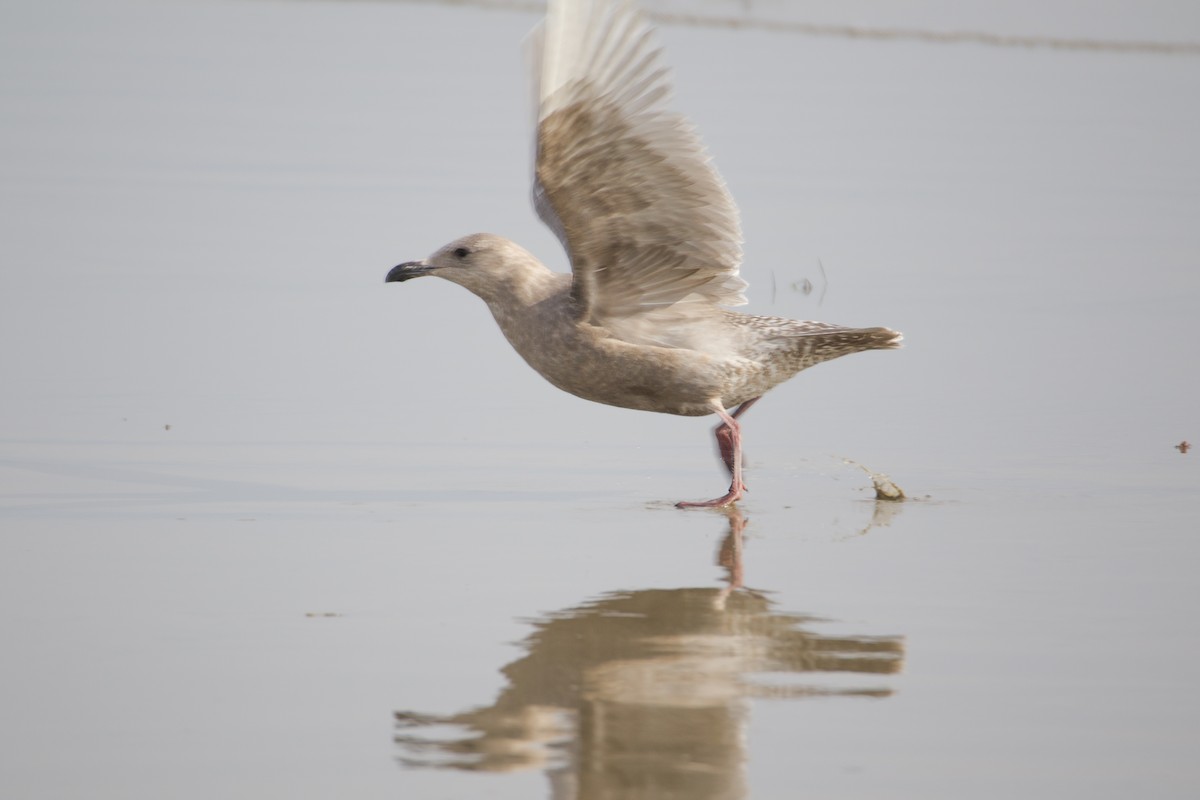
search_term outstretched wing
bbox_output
[530,0,746,329]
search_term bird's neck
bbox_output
[479,270,574,349]
[477,268,570,318]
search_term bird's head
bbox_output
[385,233,548,303]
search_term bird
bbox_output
[385,0,901,508]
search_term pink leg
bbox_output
[715,398,759,477]
[677,399,755,509]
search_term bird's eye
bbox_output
[453,247,470,259]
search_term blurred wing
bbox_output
[530,0,746,329]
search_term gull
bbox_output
[386,0,901,507]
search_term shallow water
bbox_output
[2,1,1198,797]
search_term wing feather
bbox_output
[531,0,747,332]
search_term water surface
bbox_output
[1,0,1198,797]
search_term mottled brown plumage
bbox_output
[385,0,901,507]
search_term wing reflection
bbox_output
[395,509,904,797]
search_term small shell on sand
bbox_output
[844,459,906,501]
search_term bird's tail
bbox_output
[784,325,903,371]
[796,325,902,351]
[854,326,903,350]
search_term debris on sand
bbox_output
[844,459,906,501]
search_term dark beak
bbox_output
[385,261,435,283]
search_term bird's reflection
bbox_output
[395,508,904,798]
